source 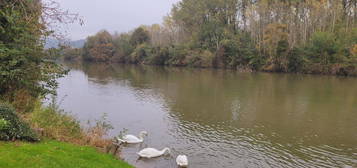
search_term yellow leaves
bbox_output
[262,23,289,62]
[351,44,357,56]
[263,23,288,45]
[306,0,328,9]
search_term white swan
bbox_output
[176,155,188,167]
[137,147,170,158]
[116,131,148,144]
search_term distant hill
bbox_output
[44,38,60,49]
[45,38,86,49]
[69,39,86,48]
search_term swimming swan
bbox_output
[116,131,148,144]
[137,147,170,158]
[176,155,188,167]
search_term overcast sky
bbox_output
[56,0,180,40]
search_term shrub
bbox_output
[167,45,189,66]
[145,47,169,65]
[0,119,9,130]
[185,49,214,68]
[288,47,306,72]
[130,43,151,64]
[0,103,38,141]
[185,50,202,67]
[307,32,342,65]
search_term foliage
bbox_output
[45,48,62,60]
[146,47,170,65]
[130,27,150,46]
[0,140,133,168]
[85,113,113,147]
[112,33,134,63]
[29,100,82,143]
[352,44,357,57]
[78,0,357,76]
[130,43,151,64]
[0,118,9,131]
[167,44,189,66]
[0,103,38,142]
[82,30,115,62]
[27,98,113,148]
[0,0,68,108]
[288,47,306,72]
[62,47,82,61]
[307,32,341,65]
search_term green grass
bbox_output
[0,140,133,168]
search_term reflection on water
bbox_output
[56,62,357,168]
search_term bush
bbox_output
[167,45,189,66]
[0,119,9,130]
[185,49,214,68]
[130,43,151,64]
[145,47,169,65]
[288,47,306,72]
[0,103,38,142]
[307,32,342,64]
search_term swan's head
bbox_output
[163,147,171,154]
[139,131,148,137]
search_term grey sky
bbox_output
[56,0,180,40]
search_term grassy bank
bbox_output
[0,140,132,168]
[0,101,133,167]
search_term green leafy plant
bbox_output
[0,103,38,141]
[0,119,9,130]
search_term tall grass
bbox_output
[26,99,113,148]
[29,101,82,143]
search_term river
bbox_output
[55,62,357,168]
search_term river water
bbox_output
[55,62,357,168]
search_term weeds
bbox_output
[26,98,114,149]
[29,100,82,143]
[84,114,113,148]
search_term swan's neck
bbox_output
[138,134,145,140]
[161,148,169,154]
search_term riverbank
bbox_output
[65,59,357,78]
[0,140,132,168]
[0,101,133,167]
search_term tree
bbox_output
[112,33,134,63]
[307,32,341,65]
[262,23,289,71]
[0,0,71,106]
[130,27,150,46]
[82,30,115,62]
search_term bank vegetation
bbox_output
[59,0,357,76]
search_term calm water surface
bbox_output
[55,62,357,168]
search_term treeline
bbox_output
[73,0,356,75]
